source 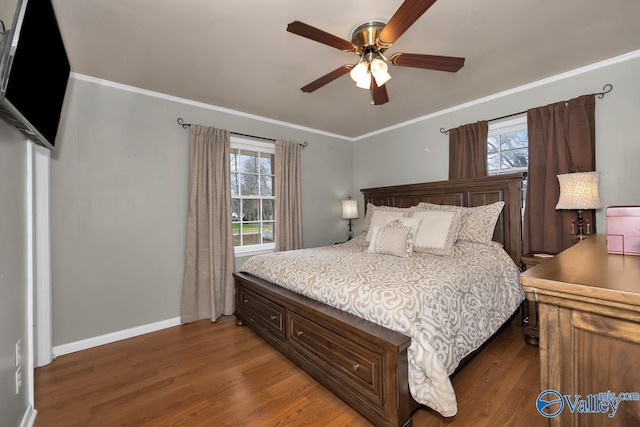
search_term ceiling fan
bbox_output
[286,0,465,105]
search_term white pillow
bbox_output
[361,203,412,233]
[410,210,463,256]
[367,222,414,258]
[365,210,407,242]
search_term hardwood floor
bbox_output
[34,317,545,427]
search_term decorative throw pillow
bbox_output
[361,203,412,234]
[416,201,505,245]
[410,209,463,256]
[367,220,414,258]
[383,216,422,252]
[364,206,411,242]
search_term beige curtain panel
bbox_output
[448,121,489,180]
[275,140,303,251]
[181,125,235,323]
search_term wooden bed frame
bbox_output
[233,173,525,427]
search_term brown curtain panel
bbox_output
[181,125,235,323]
[275,140,302,251]
[524,95,596,254]
[448,121,489,179]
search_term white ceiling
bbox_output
[50,0,640,138]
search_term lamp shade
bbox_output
[342,199,359,219]
[556,172,602,210]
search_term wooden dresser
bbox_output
[519,234,640,426]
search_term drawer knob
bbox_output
[243,299,249,304]
[353,364,360,371]
[270,315,277,320]
[296,330,303,337]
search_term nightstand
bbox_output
[520,252,555,346]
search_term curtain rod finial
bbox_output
[177,117,190,128]
[597,83,613,99]
[440,127,449,135]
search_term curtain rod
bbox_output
[439,83,613,135]
[176,118,308,148]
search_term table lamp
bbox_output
[555,171,602,241]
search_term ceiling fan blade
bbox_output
[370,78,389,105]
[287,21,354,52]
[378,0,438,47]
[300,65,352,93]
[390,53,465,72]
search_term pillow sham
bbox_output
[361,203,412,234]
[364,207,410,242]
[410,209,462,256]
[384,216,422,236]
[367,220,414,258]
[416,201,505,244]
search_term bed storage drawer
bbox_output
[236,285,285,341]
[288,311,384,409]
[233,271,417,427]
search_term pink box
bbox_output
[607,206,640,255]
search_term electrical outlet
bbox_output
[15,366,22,395]
[15,340,21,367]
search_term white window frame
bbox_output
[231,137,276,257]
[488,116,528,176]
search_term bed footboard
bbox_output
[233,271,418,427]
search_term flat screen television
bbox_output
[0,0,70,150]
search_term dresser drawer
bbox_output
[236,285,285,341]
[288,311,384,410]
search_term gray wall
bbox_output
[50,76,353,346]
[50,54,640,350]
[0,124,29,426]
[353,54,640,234]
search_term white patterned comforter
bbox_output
[240,235,525,417]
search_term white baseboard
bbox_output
[52,317,181,357]
[20,404,36,427]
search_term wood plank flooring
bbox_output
[34,317,545,427]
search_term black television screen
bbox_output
[0,0,70,149]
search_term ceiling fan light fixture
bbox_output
[355,73,371,89]
[370,58,391,86]
[350,61,371,89]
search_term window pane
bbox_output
[241,222,260,246]
[260,175,273,197]
[232,222,240,246]
[238,151,258,173]
[500,130,528,150]
[242,199,259,221]
[262,199,274,220]
[231,199,240,221]
[230,173,239,196]
[261,222,274,243]
[488,153,500,172]
[260,153,274,175]
[240,173,259,196]
[230,150,238,173]
[501,149,528,169]
[487,136,499,154]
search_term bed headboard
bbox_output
[360,173,525,265]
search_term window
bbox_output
[488,116,528,217]
[230,137,275,255]
[488,116,528,176]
